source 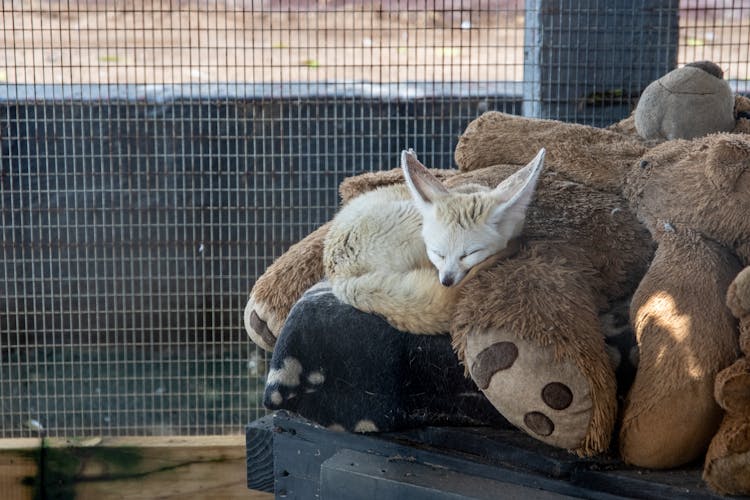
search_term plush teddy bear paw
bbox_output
[461,326,615,457]
[243,293,284,352]
[727,266,750,354]
[703,411,750,496]
[263,355,325,410]
[703,357,750,496]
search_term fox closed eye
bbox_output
[460,249,481,260]
[430,249,445,261]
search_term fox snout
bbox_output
[438,269,466,288]
[440,274,455,287]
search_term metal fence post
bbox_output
[523,0,680,126]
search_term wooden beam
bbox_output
[246,415,275,492]
[0,442,36,500]
[0,435,272,500]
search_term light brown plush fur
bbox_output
[243,222,331,351]
[703,267,750,495]
[454,112,647,193]
[616,133,750,469]
[447,164,653,455]
[244,87,750,479]
[618,227,741,468]
[453,106,750,469]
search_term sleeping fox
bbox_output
[323,148,546,334]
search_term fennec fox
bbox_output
[323,148,546,334]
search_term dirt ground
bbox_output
[1,0,525,84]
[1,0,748,85]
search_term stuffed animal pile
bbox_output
[244,61,750,493]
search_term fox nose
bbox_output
[440,274,454,287]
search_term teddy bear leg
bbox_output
[703,411,750,495]
[452,248,618,457]
[703,266,750,495]
[703,356,750,496]
[619,232,742,469]
[244,222,330,351]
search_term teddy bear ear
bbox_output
[704,138,750,192]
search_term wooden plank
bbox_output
[246,414,276,492]
[257,412,725,499]
[271,410,431,496]
[0,445,36,500]
[391,425,594,478]
[571,469,725,500]
[0,438,42,450]
[270,412,623,500]
[0,435,272,500]
[320,449,578,500]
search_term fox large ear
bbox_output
[401,149,449,211]
[488,148,545,237]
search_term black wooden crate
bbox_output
[246,411,729,499]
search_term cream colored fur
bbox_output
[323,149,545,334]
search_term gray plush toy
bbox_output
[635,61,735,140]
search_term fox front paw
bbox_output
[463,328,611,456]
[243,293,283,352]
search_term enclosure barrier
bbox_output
[0,0,748,497]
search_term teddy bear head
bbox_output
[634,61,737,141]
[623,134,750,262]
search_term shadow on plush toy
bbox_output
[245,61,750,494]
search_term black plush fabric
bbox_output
[263,282,509,432]
[263,282,638,434]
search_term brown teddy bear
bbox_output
[245,73,750,481]
[634,61,737,140]
[452,105,750,470]
[703,266,750,495]
[246,124,655,458]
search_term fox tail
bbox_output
[330,269,458,335]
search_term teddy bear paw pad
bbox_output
[466,329,593,449]
[263,356,326,410]
[243,294,281,351]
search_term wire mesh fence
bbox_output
[0,1,748,439]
